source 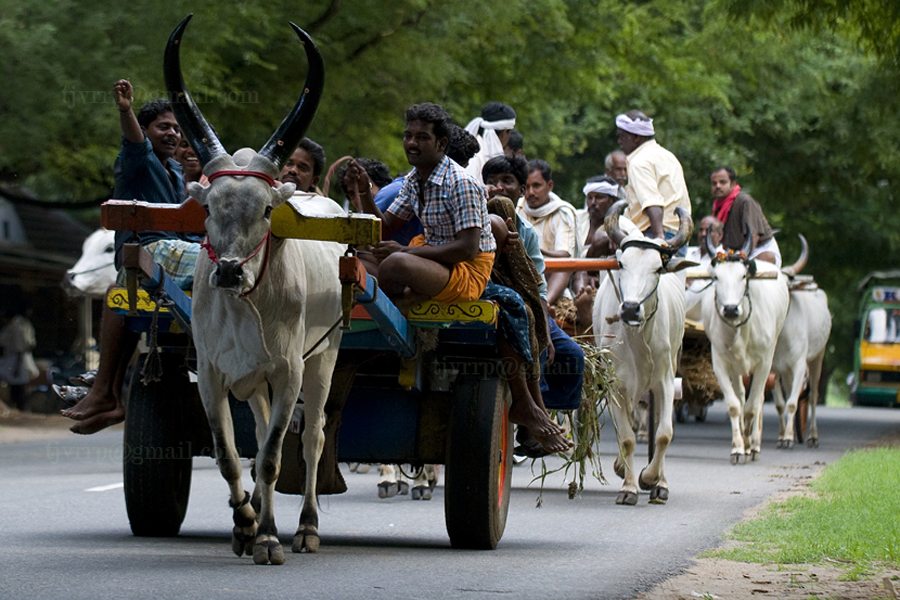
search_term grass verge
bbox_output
[707,447,900,569]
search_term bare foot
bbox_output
[69,407,125,435]
[508,399,564,437]
[61,389,117,421]
[532,430,574,454]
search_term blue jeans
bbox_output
[539,319,584,410]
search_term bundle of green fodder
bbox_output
[534,338,617,505]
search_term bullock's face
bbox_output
[188,164,295,295]
[710,260,751,321]
[615,243,665,326]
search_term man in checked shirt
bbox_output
[345,102,569,452]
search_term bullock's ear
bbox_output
[272,182,296,207]
[187,182,209,203]
[665,257,699,273]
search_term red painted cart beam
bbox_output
[543,258,619,273]
[101,198,207,233]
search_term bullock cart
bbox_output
[101,197,512,550]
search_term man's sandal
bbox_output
[52,385,90,408]
[68,369,98,387]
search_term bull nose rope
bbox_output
[201,230,272,297]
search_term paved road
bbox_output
[2,402,898,600]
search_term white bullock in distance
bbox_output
[62,229,116,299]
[592,201,693,505]
[702,233,790,464]
[771,235,832,448]
[166,16,342,565]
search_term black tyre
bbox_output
[444,369,512,550]
[675,401,688,423]
[696,403,708,422]
[123,353,194,537]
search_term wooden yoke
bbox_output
[102,198,207,233]
[544,258,619,273]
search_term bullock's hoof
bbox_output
[649,486,668,504]
[613,456,625,479]
[411,485,432,500]
[615,491,638,505]
[253,536,284,565]
[776,439,784,449]
[730,452,744,465]
[636,432,648,444]
[292,525,320,554]
[232,525,256,557]
[638,468,659,491]
[750,449,760,461]
[378,481,399,498]
[398,480,409,495]
[807,437,819,448]
[784,439,794,450]
[356,463,371,474]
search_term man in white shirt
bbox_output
[515,159,577,304]
[616,110,692,242]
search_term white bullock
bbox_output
[702,233,790,464]
[592,201,693,505]
[771,236,832,448]
[63,229,116,299]
[166,16,342,565]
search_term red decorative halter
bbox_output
[201,169,278,297]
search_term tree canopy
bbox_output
[2,0,898,373]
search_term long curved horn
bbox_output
[705,222,718,258]
[663,207,694,254]
[257,23,324,170]
[740,223,753,256]
[782,233,809,277]
[164,14,227,168]
[604,200,628,246]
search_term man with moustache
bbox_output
[710,166,781,267]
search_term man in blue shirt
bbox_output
[61,80,202,434]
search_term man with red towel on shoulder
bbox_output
[710,166,781,267]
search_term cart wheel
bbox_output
[123,353,193,537]
[794,395,809,443]
[675,401,688,423]
[444,371,512,550]
[695,403,708,422]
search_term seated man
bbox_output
[59,81,203,434]
[346,103,568,452]
[515,159,578,305]
[710,166,781,267]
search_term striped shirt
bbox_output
[112,136,203,270]
[388,156,496,254]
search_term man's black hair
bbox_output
[357,158,393,188]
[482,155,528,186]
[481,101,516,122]
[405,102,453,141]
[526,158,552,183]
[137,98,174,129]
[711,166,737,183]
[507,129,523,154]
[446,125,480,167]
[298,138,326,177]
[337,158,393,197]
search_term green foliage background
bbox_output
[2,0,898,374]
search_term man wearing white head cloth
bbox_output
[575,175,619,258]
[616,110,692,242]
[464,102,516,185]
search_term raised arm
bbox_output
[114,79,143,144]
